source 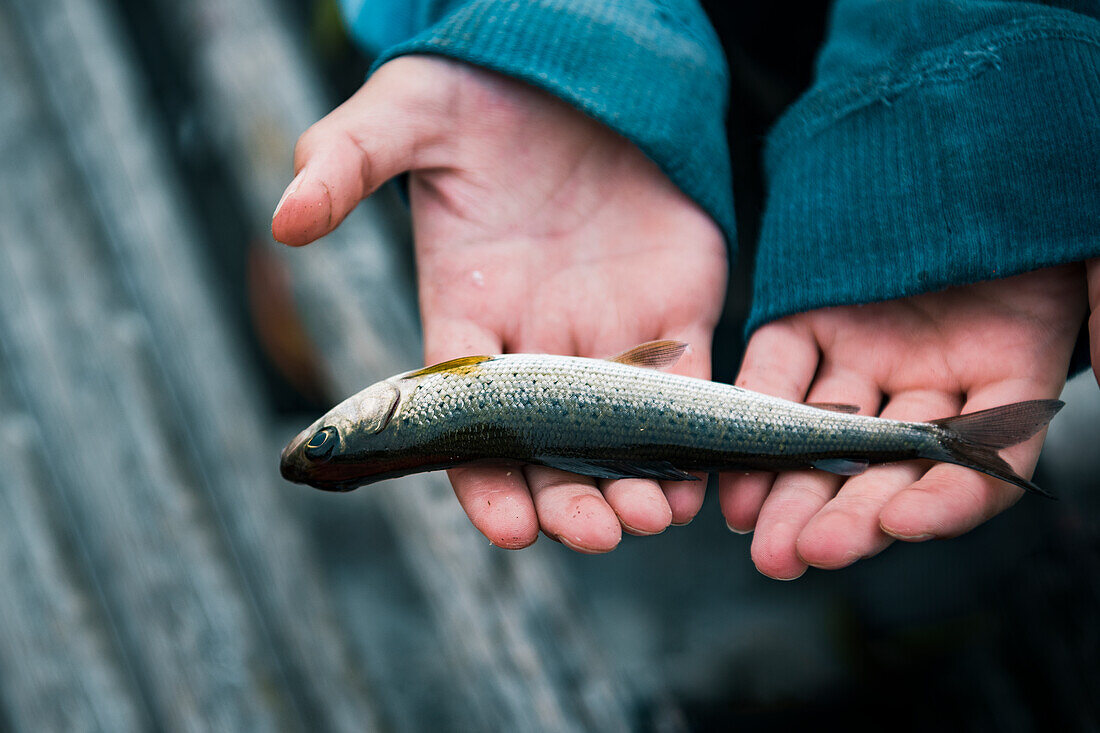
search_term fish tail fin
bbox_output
[927,399,1064,498]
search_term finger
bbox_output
[511,331,669,541]
[554,327,699,534]
[422,318,504,365]
[526,466,622,553]
[657,325,713,525]
[750,364,882,580]
[600,478,672,536]
[879,379,1061,541]
[733,320,819,395]
[272,61,449,246]
[445,466,539,549]
[1088,258,1100,388]
[795,389,961,569]
[663,475,707,526]
[719,320,820,532]
[531,331,696,532]
[425,319,540,549]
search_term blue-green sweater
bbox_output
[339,0,1100,337]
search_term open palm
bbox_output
[721,265,1087,579]
[273,57,727,552]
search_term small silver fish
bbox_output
[280,341,1062,496]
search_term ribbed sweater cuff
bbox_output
[370,0,737,253]
[749,14,1100,336]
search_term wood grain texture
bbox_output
[3,0,383,728]
[0,0,651,725]
[147,0,642,729]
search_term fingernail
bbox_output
[559,536,607,554]
[885,530,935,542]
[725,520,752,535]
[273,171,304,220]
[621,521,664,537]
[758,566,807,582]
[807,550,860,570]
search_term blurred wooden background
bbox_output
[1,0,1099,730]
[0,0,644,728]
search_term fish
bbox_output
[280,340,1063,497]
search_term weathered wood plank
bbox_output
[4,0,384,729]
[0,154,284,732]
[0,11,165,729]
[148,0,643,729]
[0,105,293,733]
[0,396,149,733]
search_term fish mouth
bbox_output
[279,427,372,491]
[279,452,300,483]
[280,456,376,492]
[280,426,322,486]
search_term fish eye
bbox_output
[304,426,337,462]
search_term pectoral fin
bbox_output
[806,402,861,414]
[811,458,870,476]
[534,456,699,482]
[607,340,688,370]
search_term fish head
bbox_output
[280,378,403,491]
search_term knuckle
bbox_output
[293,122,325,162]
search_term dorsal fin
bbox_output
[404,354,494,378]
[806,402,861,414]
[608,340,688,370]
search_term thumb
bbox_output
[272,57,452,246]
[1088,258,1100,388]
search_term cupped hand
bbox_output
[273,56,727,552]
[720,266,1087,579]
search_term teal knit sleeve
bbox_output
[337,0,736,254]
[748,0,1100,337]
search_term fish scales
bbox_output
[394,354,933,465]
[280,342,1062,495]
